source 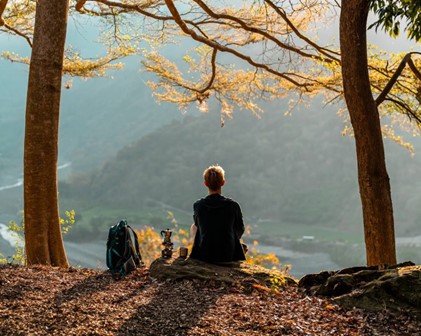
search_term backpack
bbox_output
[106,219,143,275]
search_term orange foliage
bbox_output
[134,224,283,271]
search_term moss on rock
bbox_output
[149,257,297,291]
[299,262,421,316]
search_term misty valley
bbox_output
[1,9,420,278]
[1,99,421,278]
[2,2,421,335]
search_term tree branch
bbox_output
[197,47,217,94]
[384,97,421,124]
[264,0,341,63]
[193,0,339,64]
[75,0,87,12]
[0,0,33,47]
[408,57,421,81]
[86,0,219,35]
[0,0,8,23]
[86,0,174,21]
[163,0,310,90]
[376,52,421,106]
[3,22,32,47]
[146,47,217,98]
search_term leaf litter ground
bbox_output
[0,265,419,335]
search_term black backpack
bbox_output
[106,220,143,275]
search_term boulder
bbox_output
[299,262,421,315]
[149,257,297,290]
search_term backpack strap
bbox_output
[122,225,133,260]
[127,225,142,265]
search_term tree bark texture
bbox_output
[340,0,396,266]
[24,0,69,266]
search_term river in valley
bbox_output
[1,223,339,279]
[3,223,420,279]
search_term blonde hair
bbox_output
[203,165,225,191]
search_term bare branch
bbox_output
[376,52,421,106]
[408,57,421,81]
[264,0,341,62]
[384,97,421,124]
[86,0,174,21]
[323,93,342,106]
[85,0,217,37]
[369,64,417,97]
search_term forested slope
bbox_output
[62,98,404,232]
[63,101,421,237]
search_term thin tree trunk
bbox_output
[340,0,396,266]
[24,0,69,267]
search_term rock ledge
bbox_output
[149,257,297,289]
[299,262,421,315]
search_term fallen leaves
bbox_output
[0,264,419,335]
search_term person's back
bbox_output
[190,165,246,263]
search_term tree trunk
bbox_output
[24,0,69,266]
[340,0,396,266]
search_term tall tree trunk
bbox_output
[24,0,69,267]
[340,0,396,266]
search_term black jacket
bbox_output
[190,194,246,263]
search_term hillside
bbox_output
[0,58,181,182]
[0,57,183,218]
[0,19,188,187]
[62,101,421,239]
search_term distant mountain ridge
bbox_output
[0,50,182,221]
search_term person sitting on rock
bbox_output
[190,165,246,263]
